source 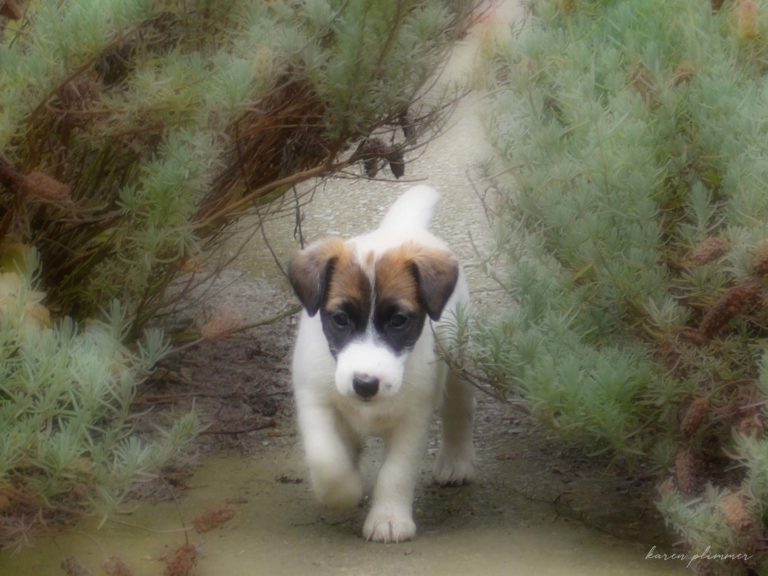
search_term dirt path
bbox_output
[0,3,690,575]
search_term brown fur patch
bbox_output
[288,237,347,316]
[325,248,371,313]
[291,238,457,323]
[375,246,422,313]
[375,243,458,320]
[289,237,372,317]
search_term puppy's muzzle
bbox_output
[352,374,380,400]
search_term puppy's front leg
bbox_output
[298,403,363,509]
[363,419,428,543]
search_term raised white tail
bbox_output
[378,185,440,232]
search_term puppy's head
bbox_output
[289,239,458,401]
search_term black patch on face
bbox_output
[372,299,427,355]
[320,300,369,358]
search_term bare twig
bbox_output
[430,321,511,404]
[256,207,289,281]
[166,304,300,355]
[200,419,276,435]
[292,185,305,248]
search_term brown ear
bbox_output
[411,248,459,321]
[288,238,345,316]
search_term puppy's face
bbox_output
[289,239,458,401]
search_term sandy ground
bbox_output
[0,2,691,575]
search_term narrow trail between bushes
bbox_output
[1,3,688,575]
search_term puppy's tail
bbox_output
[379,185,440,231]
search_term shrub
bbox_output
[0,0,476,331]
[0,0,478,548]
[479,0,768,571]
[0,248,197,548]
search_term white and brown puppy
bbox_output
[288,185,475,543]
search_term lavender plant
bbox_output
[0,249,197,548]
[0,0,476,330]
[0,0,477,547]
[479,0,768,572]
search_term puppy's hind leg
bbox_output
[434,369,476,486]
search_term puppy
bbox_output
[288,185,475,543]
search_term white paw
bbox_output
[434,451,476,486]
[311,468,363,509]
[363,507,416,543]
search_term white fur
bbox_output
[291,186,475,543]
[335,335,407,399]
[377,184,440,231]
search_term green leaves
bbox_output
[0,265,196,513]
[1,0,473,329]
[0,0,475,547]
[482,0,768,566]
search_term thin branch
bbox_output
[200,419,276,435]
[256,206,289,281]
[430,321,511,405]
[293,185,305,248]
[194,162,344,229]
[166,304,300,355]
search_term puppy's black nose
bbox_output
[352,374,379,399]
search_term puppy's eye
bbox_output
[389,312,411,330]
[331,311,350,329]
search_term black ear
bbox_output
[288,238,343,316]
[411,249,459,321]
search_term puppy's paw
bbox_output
[363,507,416,543]
[311,467,363,509]
[433,451,476,487]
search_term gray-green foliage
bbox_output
[0,0,473,328]
[0,253,197,526]
[0,0,474,547]
[479,0,768,567]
